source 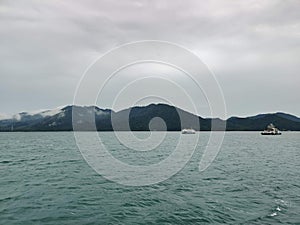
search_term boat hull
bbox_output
[261,132,282,135]
[181,129,196,134]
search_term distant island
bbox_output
[1,103,300,131]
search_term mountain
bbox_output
[0,106,112,131]
[227,112,300,131]
[0,104,300,131]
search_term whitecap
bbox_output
[270,212,277,217]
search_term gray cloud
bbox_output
[0,0,299,117]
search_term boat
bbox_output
[181,128,196,134]
[261,123,282,135]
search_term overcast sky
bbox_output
[0,0,299,118]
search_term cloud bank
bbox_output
[0,0,299,117]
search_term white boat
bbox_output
[261,123,282,135]
[181,128,196,134]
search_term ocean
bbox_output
[1,132,300,224]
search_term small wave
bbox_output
[270,212,277,217]
[202,177,226,181]
[269,203,284,218]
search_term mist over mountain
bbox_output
[0,104,299,131]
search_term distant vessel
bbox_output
[261,123,282,135]
[181,128,196,134]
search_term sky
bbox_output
[0,0,299,118]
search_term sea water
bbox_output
[1,132,300,224]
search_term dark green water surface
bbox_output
[1,132,299,224]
